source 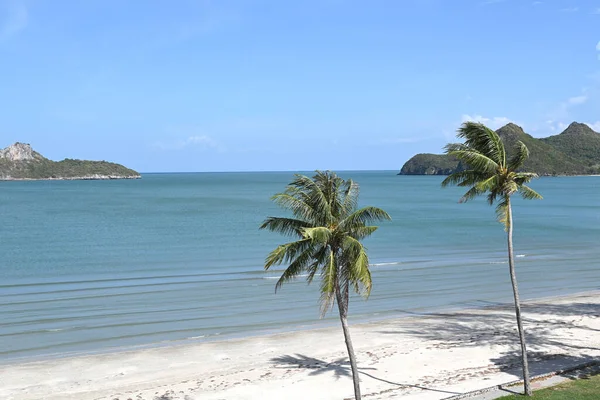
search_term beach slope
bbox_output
[1,292,598,400]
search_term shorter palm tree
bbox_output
[442,122,542,396]
[260,171,390,400]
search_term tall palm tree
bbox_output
[441,122,542,396]
[260,171,390,400]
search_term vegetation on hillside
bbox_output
[541,122,600,171]
[495,123,585,176]
[0,158,140,180]
[399,153,464,175]
[400,122,600,176]
[0,143,140,181]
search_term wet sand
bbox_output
[1,292,598,400]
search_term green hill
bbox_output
[0,142,141,181]
[399,122,600,176]
[540,122,600,171]
[399,154,465,175]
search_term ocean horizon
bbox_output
[1,171,598,364]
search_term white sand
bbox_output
[1,292,598,400]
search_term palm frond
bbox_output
[514,172,539,185]
[264,239,313,269]
[341,236,372,298]
[275,244,322,292]
[456,122,506,166]
[348,225,378,241]
[259,217,311,237]
[442,122,542,229]
[475,175,499,194]
[519,184,543,200]
[339,206,391,231]
[262,170,387,316]
[495,197,509,230]
[319,249,337,316]
[441,170,488,188]
[301,226,332,244]
[508,141,530,171]
[502,180,519,197]
[459,185,485,203]
[486,186,502,206]
[445,145,499,175]
[306,246,329,284]
[305,172,335,224]
[271,193,316,222]
[340,179,360,218]
[288,173,334,224]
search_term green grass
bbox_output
[497,373,600,399]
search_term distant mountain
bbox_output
[0,142,141,181]
[540,122,600,169]
[399,122,600,176]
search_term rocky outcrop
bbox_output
[0,143,141,181]
[0,143,43,162]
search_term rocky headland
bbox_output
[0,142,141,181]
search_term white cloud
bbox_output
[586,122,600,132]
[184,135,217,147]
[548,90,590,122]
[560,7,579,12]
[546,120,569,134]
[567,95,588,105]
[461,114,514,129]
[0,2,28,41]
[545,88,595,134]
[593,8,600,14]
[597,41,600,59]
[153,135,221,151]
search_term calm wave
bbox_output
[1,172,598,362]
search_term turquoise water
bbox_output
[1,172,599,362]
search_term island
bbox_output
[0,142,141,181]
[399,122,600,176]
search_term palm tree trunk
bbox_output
[506,198,532,396]
[335,281,361,400]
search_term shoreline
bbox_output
[0,175,141,181]
[2,290,598,400]
[3,289,596,368]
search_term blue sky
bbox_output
[1,0,599,172]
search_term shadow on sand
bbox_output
[270,353,461,395]
[268,299,598,398]
[378,300,600,382]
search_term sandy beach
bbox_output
[1,292,598,400]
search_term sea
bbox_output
[1,172,598,363]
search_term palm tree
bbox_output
[441,122,542,396]
[260,171,390,400]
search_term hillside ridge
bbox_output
[399,122,600,176]
[0,143,141,181]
